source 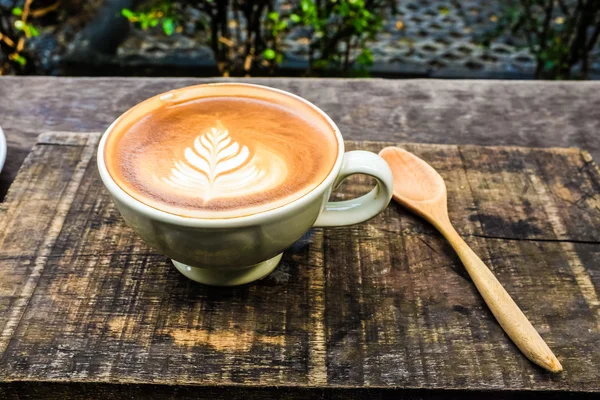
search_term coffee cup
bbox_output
[97,83,393,286]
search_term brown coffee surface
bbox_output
[104,85,338,218]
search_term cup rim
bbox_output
[97,82,345,228]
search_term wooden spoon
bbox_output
[379,146,562,373]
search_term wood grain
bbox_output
[0,133,599,399]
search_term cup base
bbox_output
[171,253,283,286]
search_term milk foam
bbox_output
[104,84,338,219]
[160,122,288,201]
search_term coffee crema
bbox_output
[104,84,339,219]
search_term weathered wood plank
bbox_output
[0,133,599,398]
[0,133,99,356]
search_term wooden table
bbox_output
[1,77,599,201]
[1,78,600,399]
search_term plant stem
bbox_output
[534,0,554,78]
[566,0,590,78]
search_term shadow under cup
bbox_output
[97,83,393,286]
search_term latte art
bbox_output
[103,85,338,218]
[160,123,288,201]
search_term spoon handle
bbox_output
[438,223,562,373]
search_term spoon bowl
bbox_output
[379,146,445,203]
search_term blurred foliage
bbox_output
[1,0,40,74]
[5,1,597,79]
[121,2,178,36]
[122,0,275,76]
[289,0,395,75]
[121,0,395,77]
[483,0,600,79]
[0,0,88,75]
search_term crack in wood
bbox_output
[468,234,600,246]
[526,164,600,327]
[37,143,88,148]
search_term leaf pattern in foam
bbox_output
[161,123,288,201]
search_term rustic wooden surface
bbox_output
[0,132,599,399]
[1,77,600,204]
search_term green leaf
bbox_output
[12,7,23,16]
[356,48,373,66]
[14,20,24,30]
[290,13,301,23]
[313,59,329,69]
[268,11,279,21]
[29,24,39,37]
[339,2,350,16]
[275,54,283,64]
[162,18,175,35]
[13,54,27,66]
[544,60,556,70]
[276,20,287,31]
[301,0,313,13]
[150,19,159,27]
[352,18,365,32]
[121,8,135,19]
[263,48,276,60]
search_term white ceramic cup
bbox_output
[97,83,393,286]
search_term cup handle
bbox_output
[313,150,394,227]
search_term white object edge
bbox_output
[0,126,6,174]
